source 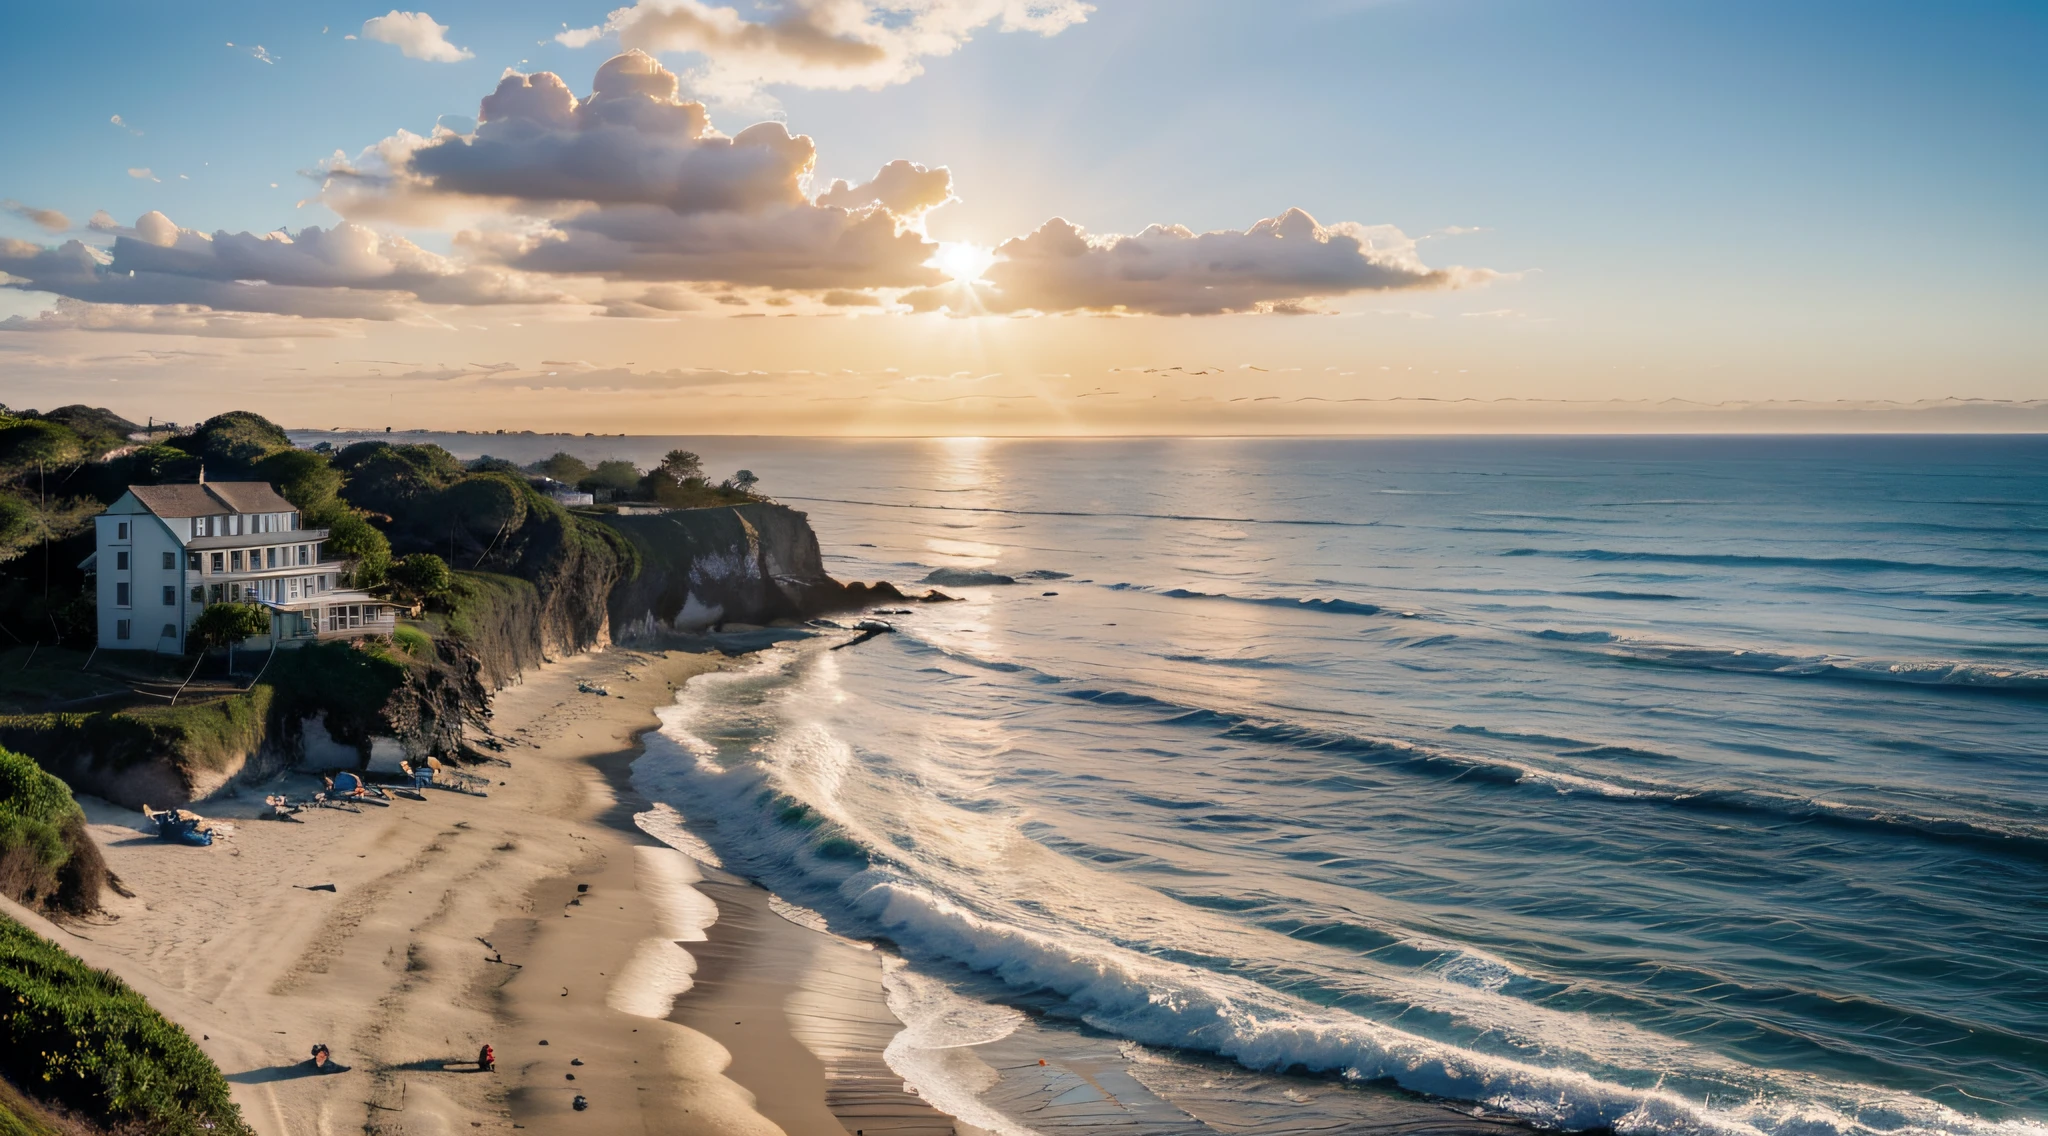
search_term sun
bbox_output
[929,241,996,283]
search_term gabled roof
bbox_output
[129,481,294,518]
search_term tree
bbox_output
[658,449,703,483]
[578,460,642,501]
[466,455,521,474]
[189,601,271,672]
[529,452,593,483]
[254,449,342,516]
[169,411,291,473]
[731,469,760,493]
[388,553,453,604]
[324,511,392,589]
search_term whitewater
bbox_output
[450,432,2048,1135]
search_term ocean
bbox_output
[334,433,2048,1136]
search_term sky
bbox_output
[0,0,2043,435]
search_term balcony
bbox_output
[185,528,330,551]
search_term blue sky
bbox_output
[1,1,2043,433]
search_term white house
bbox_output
[85,476,397,653]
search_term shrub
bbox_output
[0,747,104,914]
[0,914,250,1136]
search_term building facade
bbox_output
[88,478,396,653]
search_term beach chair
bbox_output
[426,756,490,797]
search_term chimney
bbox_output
[197,463,205,485]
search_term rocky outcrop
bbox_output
[601,503,853,639]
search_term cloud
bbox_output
[0,297,352,338]
[599,283,705,317]
[128,168,159,182]
[0,212,572,320]
[87,211,118,232]
[110,114,142,136]
[362,10,474,62]
[4,201,69,233]
[814,159,951,216]
[319,51,946,291]
[907,209,1492,316]
[556,0,1090,98]
[821,288,882,306]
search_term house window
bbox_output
[229,582,241,602]
[209,584,224,603]
[115,582,130,607]
[318,574,329,591]
[191,586,204,604]
[161,624,177,641]
[267,547,278,568]
[115,551,129,571]
[116,522,128,540]
[297,545,309,565]
[116,619,130,640]
[210,552,224,573]
[288,578,299,599]
[162,551,175,569]
[231,550,243,572]
[162,586,175,606]
[188,552,201,571]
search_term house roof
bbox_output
[129,481,294,518]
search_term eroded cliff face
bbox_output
[601,503,849,639]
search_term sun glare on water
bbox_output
[930,242,996,282]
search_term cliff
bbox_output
[3,502,891,808]
[601,503,852,639]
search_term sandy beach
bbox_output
[0,641,944,1136]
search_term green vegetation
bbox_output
[527,451,592,484]
[0,913,250,1136]
[388,552,452,604]
[0,746,105,916]
[390,624,433,657]
[0,688,273,790]
[187,603,269,654]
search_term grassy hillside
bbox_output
[0,913,248,1136]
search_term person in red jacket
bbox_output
[478,1043,495,1072]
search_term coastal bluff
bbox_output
[1,502,894,810]
[603,501,861,639]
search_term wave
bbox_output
[637,646,2048,1136]
[1055,686,2048,859]
[1521,630,2048,696]
[1108,582,1383,617]
[1606,642,2048,696]
[1503,547,2048,581]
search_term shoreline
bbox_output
[2,639,940,1136]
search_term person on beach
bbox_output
[478,1044,495,1072]
[310,1044,331,1070]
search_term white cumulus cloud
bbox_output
[363,10,474,62]
[904,209,1491,316]
[318,51,947,291]
[556,0,1090,98]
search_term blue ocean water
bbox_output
[356,432,2048,1135]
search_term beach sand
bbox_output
[0,643,945,1136]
